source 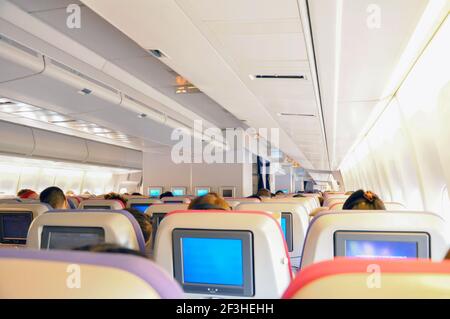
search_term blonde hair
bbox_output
[188,193,231,210]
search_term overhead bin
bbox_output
[32,129,89,162]
[0,120,142,170]
[0,33,45,83]
[0,120,34,156]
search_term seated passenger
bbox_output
[17,189,39,200]
[39,186,68,209]
[188,193,231,211]
[275,190,285,196]
[74,243,147,258]
[131,192,142,196]
[159,191,173,199]
[256,188,272,198]
[104,192,127,207]
[342,189,385,210]
[125,208,153,246]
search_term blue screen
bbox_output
[3,214,32,239]
[182,237,243,286]
[196,189,209,196]
[172,189,185,196]
[281,217,287,240]
[149,189,161,197]
[345,240,418,259]
[131,204,151,213]
[281,189,288,194]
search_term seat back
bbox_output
[0,248,183,298]
[226,200,241,209]
[323,196,348,207]
[0,203,50,246]
[27,210,146,253]
[329,201,406,211]
[161,197,191,204]
[284,258,450,299]
[229,197,260,203]
[236,202,309,267]
[146,203,189,247]
[262,197,318,214]
[126,198,163,213]
[301,210,449,268]
[79,199,124,210]
[154,210,292,299]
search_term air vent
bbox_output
[0,34,40,57]
[48,58,119,94]
[251,74,306,80]
[78,88,92,96]
[148,49,167,58]
[277,112,315,117]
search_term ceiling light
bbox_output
[138,113,147,119]
[78,88,92,96]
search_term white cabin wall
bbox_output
[143,151,253,197]
[340,17,450,218]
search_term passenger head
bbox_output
[188,193,231,211]
[124,208,153,245]
[345,191,354,195]
[342,189,385,210]
[160,191,173,199]
[275,190,285,196]
[39,186,67,209]
[246,195,261,200]
[131,192,142,196]
[17,189,39,200]
[74,243,147,258]
[256,188,271,198]
[104,192,127,207]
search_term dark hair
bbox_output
[247,195,261,200]
[40,186,66,209]
[275,190,285,195]
[188,193,231,211]
[160,191,173,199]
[342,189,385,210]
[256,188,271,198]
[125,208,153,244]
[131,192,142,196]
[104,193,127,206]
[74,243,147,258]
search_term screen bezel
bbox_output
[220,187,235,198]
[150,212,166,248]
[83,205,111,210]
[0,212,33,244]
[41,226,105,250]
[334,231,430,259]
[281,212,293,252]
[172,229,254,297]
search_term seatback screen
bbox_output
[0,212,33,244]
[41,226,105,250]
[222,189,233,197]
[83,205,111,210]
[149,188,162,197]
[334,231,430,259]
[172,229,254,296]
[172,188,186,196]
[281,212,293,252]
[130,203,151,213]
[196,189,209,197]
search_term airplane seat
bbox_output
[301,210,450,269]
[66,197,78,209]
[79,199,125,210]
[284,258,450,299]
[225,200,240,209]
[126,198,163,214]
[309,206,330,218]
[236,202,309,271]
[154,210,293,299]
[329,202,344,210]
[27,210,146,254]
[0,203,51,247]
[229,197,260,203]
[385,202,407,210]
[323,196,348,208]
[262,197,318,214]
[146,203,189,250]
[0,248,183,298]
[161,197,191,204]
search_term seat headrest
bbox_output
[0,248,183,298]
[126,198,163,207]
[161,197,191,204]
[27,210,146,253]
[154,210,292,298]
[284,258,450,299]
[146,203,189,216]
[301,210,450,268]
[79,199,125,210]
[0,202,51,217]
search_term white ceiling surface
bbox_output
[81,0,323,170]
[1,0,241,154]
[309,0,429,168]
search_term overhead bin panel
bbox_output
[0,56,121,115]
[32,129,88,162]
[124,149,143,169]
[86,140,141,169]
[0,33,44,83]
[0,120,34,156]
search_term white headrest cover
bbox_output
[154,210,293,299]
[236,202,309,260]
[27,211,141,251]
[79,199,124,210]
[301,210,450,268]
[126,198,163,207]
